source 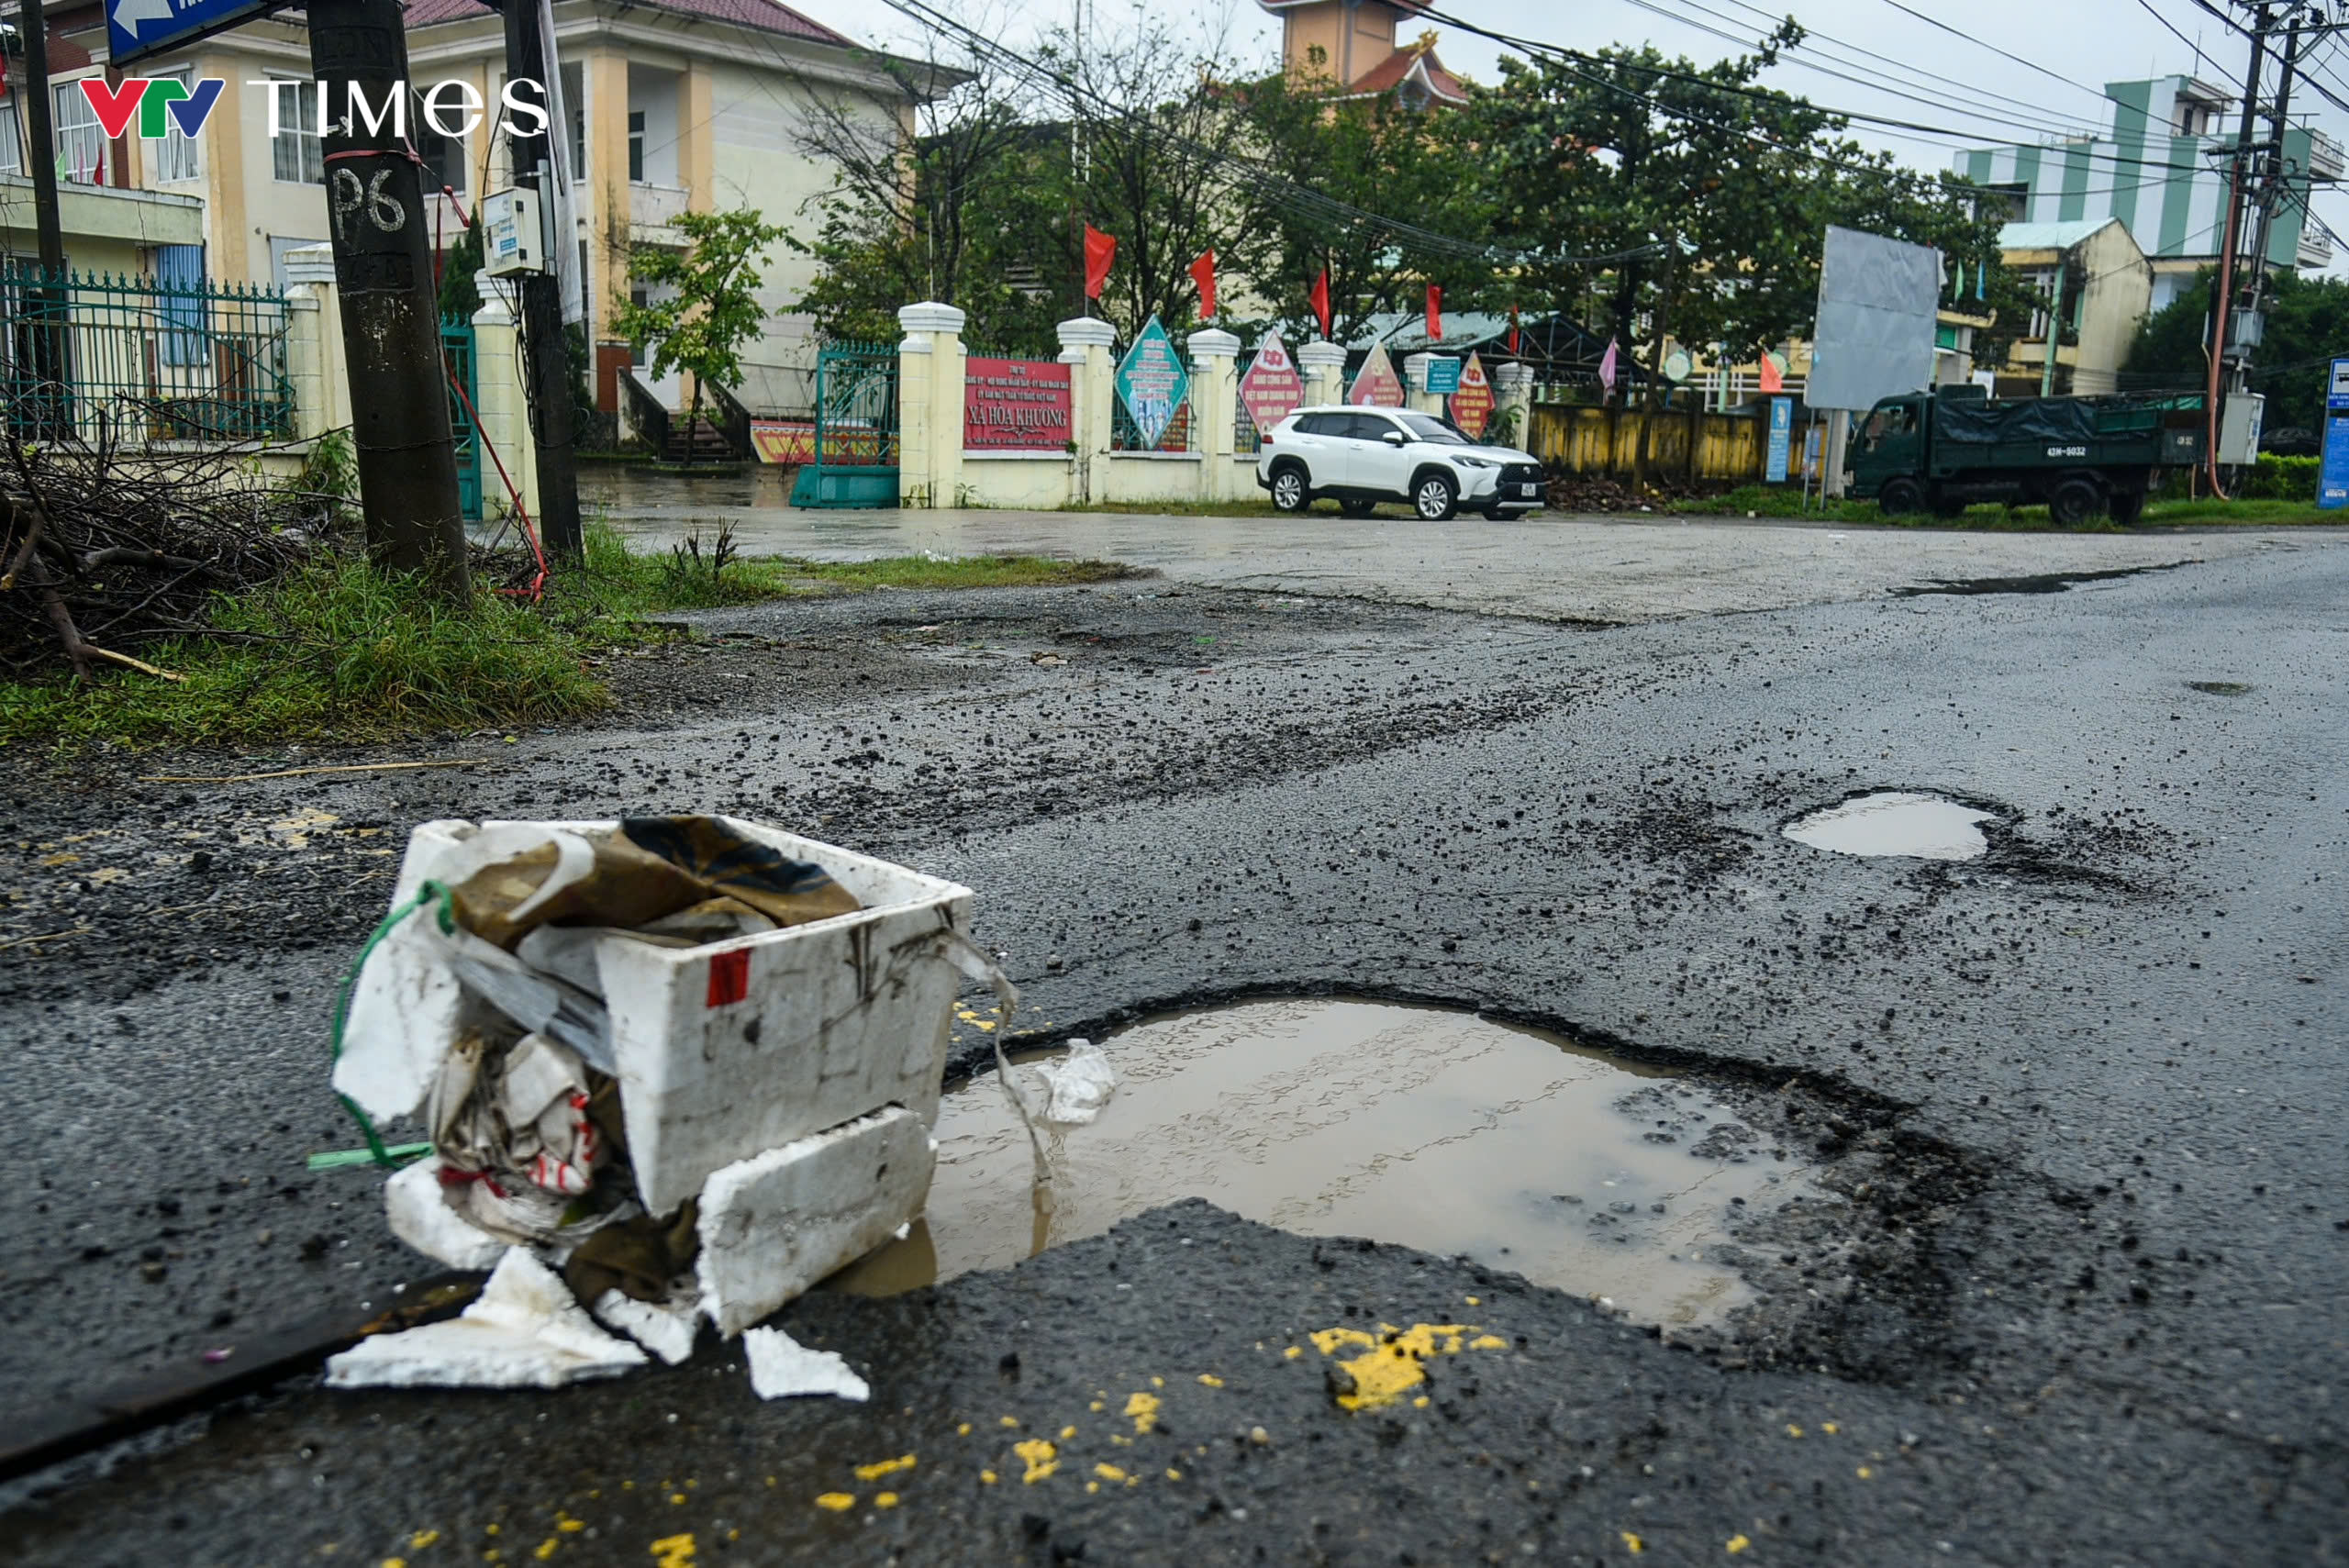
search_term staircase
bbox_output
[662,417,737,463]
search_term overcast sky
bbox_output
[784,0,2349,262]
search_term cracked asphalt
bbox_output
[2,517,2344,1566]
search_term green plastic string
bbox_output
[311,878,457,1173]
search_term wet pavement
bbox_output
[4,526,2347,1563]
[582,462,2346,624]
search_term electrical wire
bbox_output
[1870,0,2110,99]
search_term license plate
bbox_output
[1517,484,1540,497]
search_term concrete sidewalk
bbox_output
[584,467,2343,622]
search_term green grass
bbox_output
[0,524,1141,750]
[1664,484,2332,530]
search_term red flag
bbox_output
[1190,249,1216,319]
[1757,351,1784,394]
[1083,224,1116,300]
[1308,269,1331,339]
[1425,284,1442,343]
[1507,306,1520,355]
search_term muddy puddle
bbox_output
[1784,792,1995,860]
[829,999,1815,1329]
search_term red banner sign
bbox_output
[1449,351,1495,439]
[1349,341,1404,407]
[965,356,1074,450]
[1239,329,1305,433]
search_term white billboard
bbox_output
[1807,226,1942,412]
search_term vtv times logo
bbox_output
[74,76,551,143]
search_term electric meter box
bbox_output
[2221,391,2266,466]
[481,188,545,277]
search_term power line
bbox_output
[2135,0,2243,86]
[1871,0,2110,99]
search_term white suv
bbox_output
[1255,406,1546,520]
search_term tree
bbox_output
[2126,267,2349,433]
[610,208,788,463]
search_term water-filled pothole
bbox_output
[829,999,1815,1328]
[1783,792,1995,860]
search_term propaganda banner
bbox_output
[1448,351,1495,438]
[1115,316,1189,449]
[964,356,1074,450]
[1349,341,1404,407]
[749,418,816,464]
[1239,329,1306,433]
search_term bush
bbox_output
[2237,452,2317,500]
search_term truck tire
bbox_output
[2109,490,2146,527]
[2049,477,2105,527]
[1880,477,1926,516]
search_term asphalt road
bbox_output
[3,518,2344,1565]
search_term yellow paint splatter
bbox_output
[411,1533,442,1551]
[1090,1463,1124,1483]
[957,1423,972,1436]
[1283,1346,1303,1360]
[1125,1392,1161,1434]
[1060,1426,1076,1440]
[814,1494,855,1512]
[1469,1335,1508,1351]
[1412,1396,1430,1408]
[998,1416,1021,1429]
[874,1493,898,1509]
[1856,1466,1874,1479]
[1621,1533,1644,1554]
[1088,1400,1105,1412]
[853,1454,917,1482]
[1822,1422,1840,1435]
[1165,1469,1183,1482]
[1727,1535,1751,1554]
[1108,1434,1132,1447]
[1015,1440,1058,1483]
[1197,1373,1223,1388]
[1308,1323,1496,1410]
[1151,1375,1163,1388]
[383,1560,407,1568]
[1085,1482,1099,1495]
[1786,1424,1805,1438]
[533,1540,558,1562]
[484,1527,501,1539]
[555,1516,584,1535]
[668,1494,686,1506]
[980,1471,998,1485]
[1464,1296,1480,1307]
[649,1534,696,1568]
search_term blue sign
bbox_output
[1422,356,1461,395]
[109,0,289,71]
[2323,359,2349,510]
[1765,396,1793,484]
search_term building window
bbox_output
[1984,182,2029,222]
[630,286,650,365]
[272,79,324,184]
[52,81,107,185]
[415,102,466,195]
[0,100,23,175]
[572,106,587,183]
[151,71,202,183]
[628,110,645,182]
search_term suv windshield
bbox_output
[1398,413,1468,445]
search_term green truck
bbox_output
[1845,386,2206,525]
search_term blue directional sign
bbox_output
[1422,356,1461,395]
[109,0,291,72]
[2321,358,2349,510]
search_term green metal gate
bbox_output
[440,314,482,522]
[789,339,899,508]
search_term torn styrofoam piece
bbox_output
[743,1325,869,1402]
[1031,1040,1119,1125]
[593,1288,701,1366]
[325,1248,649,1390]
[384,1156,508,1272]
[696,1106,938,1337]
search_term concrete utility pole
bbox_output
[496,0,584,560]
[307,0,472,603]
[2205,4,2272,494]
[2242,17,2303,334]
[16,0,69,434]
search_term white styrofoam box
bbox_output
[340,817,973,1215]
[384,1156,508,1272]
[325,1248,648,1390]
[696,1106,937,1336]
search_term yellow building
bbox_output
[45,0,941,416]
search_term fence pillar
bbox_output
[1494,361,1534,450]
[897,302,967,508]
[1403,352,1445,416]
[1058,317,1116,505]
[472,278,540,523]
[1186,328,1240,500]
[282,244,351,442]
[1298,339,1346,406]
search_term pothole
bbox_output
[1783,792,1996,860]
[829,998,1818,1329]
[2185,680,2252,695]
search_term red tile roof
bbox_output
[1341,43,1467,105]
[401,0,851,46]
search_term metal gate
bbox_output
[440,314,482,522]
[789,339,899,508]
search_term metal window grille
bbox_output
[1,261,295,443]
[1110,395,1191,452]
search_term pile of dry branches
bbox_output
[2,401,344,680]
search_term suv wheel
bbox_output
[1413,472,1458,521]
[1269,463,1309,513]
